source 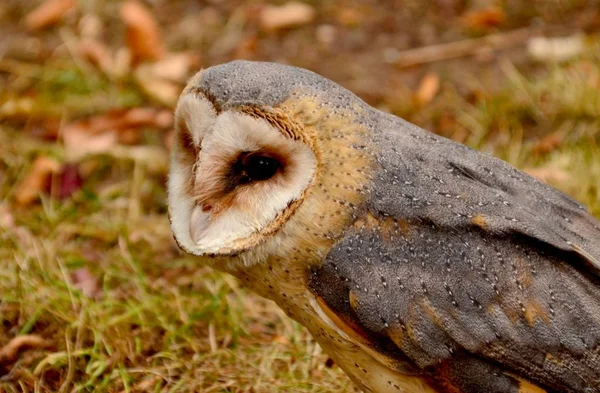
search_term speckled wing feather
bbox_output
[369,112,600,275]
[311,113,600,392]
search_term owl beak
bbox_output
[189,204,209,244]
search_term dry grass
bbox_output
[1,1,600,392]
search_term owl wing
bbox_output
[309,119,600,393]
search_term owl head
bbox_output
[168,61,373,263]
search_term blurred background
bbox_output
[1,1,599,392]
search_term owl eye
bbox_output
[230,153,282,186]
[244,155,280,181]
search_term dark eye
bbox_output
[244,155,281,181]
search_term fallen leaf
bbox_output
[71,267,101,299]
[435,0,462,16]
[436,111,467,142]
[154,109,175,129]
[24,0,76,31]
[79,13,103,40]
[272,335,290,345]
[63,124,118,158]
[335,7,364,27]
[144,52,201,83]
[121,0,166,64]
[117,107,174,131]
[164,128,174,152]
[61,108,173,153]
[462,6,506,31]
[134,65,180,106]
[528,34,585,62]
[108,145,169,174]
[124,376,162,393]
[234,34,259,59]
[316,24,336,46]
[0,97,36,120]
[112,47,133,79]
[0,335,53,366]
[15,156,61,206]
[78,39,115,76]
[414,72,440,106]
[0,204,15,229]
[524,167,570,184]
[111,107,170,129]
[55,164,83,200]
[532,131,565,155]
[1,35,44,61]
[259,2,315,31]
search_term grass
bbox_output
[1,2,600,392]
[0,105,354,392]
[0,135,354,392]
[2,56,600,392]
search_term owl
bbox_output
[168,60,600,393]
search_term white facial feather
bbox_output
[169,95,317,255]
[175,94,217,146]
[168,95,218,254]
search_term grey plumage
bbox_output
[172,60,600,393]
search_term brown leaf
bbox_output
[154,109,175,129]
[109,107,169,129]
[335,7,365,27]
[164,128,175,152]
[112,47,133,79]
[144,52,201,83]
[55,164,83,200]
[524,167,569,184]
[121,0,165,64]
[272,335,290,345]
[71,267,101,299]
[414,72,440,106]
[62,108,173,154]
[24,0,76,31]
[532,131,565,155]
[79,13,103,40]
[0,97,36,120]
[316,25,337,46]
[125,376,162,393]
[462,6,506,31]
[259,2,316,32]
[63,123,118,158]
[15,156,61,206]
[78,39,115,76]
[0,204,15,229]
[311,368,324,379]
[109,145,169,174]
[0,335,53,366]
[134,65,180,106]
[234,34,259,59]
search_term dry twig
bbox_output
[391,27,543,68]
[0,335,53,366]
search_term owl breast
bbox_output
[225,254,438,393]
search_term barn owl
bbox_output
[168,60,600,393]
